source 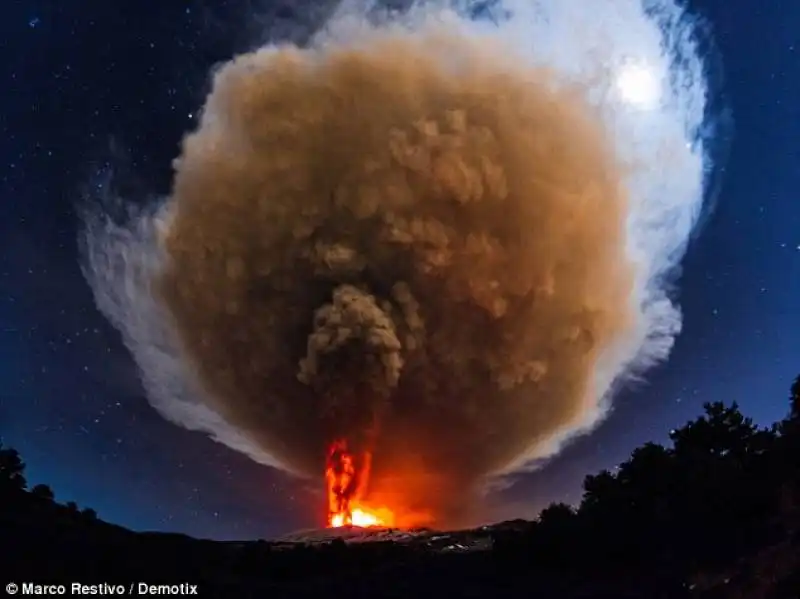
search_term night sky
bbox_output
[1,0,798,541]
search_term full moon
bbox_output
[616,63,661,109]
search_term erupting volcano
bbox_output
[80,0,717,531]
[326,440,395,528]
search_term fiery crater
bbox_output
[326,440,395,529]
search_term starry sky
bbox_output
[1,0,798,541]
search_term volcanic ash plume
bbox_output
[82,1,717,527]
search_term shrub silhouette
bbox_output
[0,441,26,490]
[30,483,55,501]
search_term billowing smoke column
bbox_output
[81,0,719,527]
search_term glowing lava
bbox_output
[326,440,395,528]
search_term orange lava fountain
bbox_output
[326,440,395,528]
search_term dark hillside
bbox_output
[2,376,799,598]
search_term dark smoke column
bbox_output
[154,30,635,527]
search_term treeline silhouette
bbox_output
[1,376,799,598]
[0,447,99,520]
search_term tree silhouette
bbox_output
[666,402,778,564]
[0,441,27,490]
[30,483,55,501]
[581,468,618,513]
[81,507,97,520]
[669,401,768,461]
[772,374,800,521]
[65,501,79,513]
[790,374,800,421]
[780,374,800,454]
[536,502,578,534]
